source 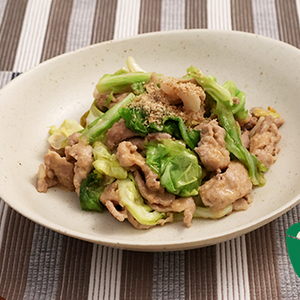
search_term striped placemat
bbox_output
[1,0,300,299]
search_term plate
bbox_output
[0,29,299,251]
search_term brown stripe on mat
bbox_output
[231,0,254,33]
[138,0,162,34]
[246,223,282,300]
[275,0,300,48]
[40,0,74,62]
[185,0,207,29]
[91,0,118,44]
[0,208,35,300]
[120,251,154,300]
[185,246,217,300]
[0,0,28,71]
[55,237,93,300]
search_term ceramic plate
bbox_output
[0,30,299,251]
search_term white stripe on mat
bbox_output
[216,237,250,300]
[0,0,9,27]
[12,0,52,72]
[207,0,231,30]
[88,245,123,300]
[251,0,279,39]
[161,0,185,31]
[65,0,97,52]
[296,0,300,30]
[0,71,13,88]
[113,0,141,40]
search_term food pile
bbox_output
[37,57,284,229]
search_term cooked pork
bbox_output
[65,133,94,195]
[134,170,175,206]
[100,181,128,222]
[149,197,196,228]
[199,161,253,211]
[37,149,74,192]
[249,116,283,169]
[116,141,160,190]
[105,119,139,150]
[195,119,230,171]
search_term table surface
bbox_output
[0,0,300,299]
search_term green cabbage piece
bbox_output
[92,141,127,179]
[85,101,104,126]
[118,177,166,226]
[79,172,105,212]
[145,139,202,196]
[48,119,83,150]
[119,106,200,149]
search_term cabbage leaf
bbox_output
[145,139,202,196]
[92,141,127,179]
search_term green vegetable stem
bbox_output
[188,66,266,186]
[118,177,166,226]
[96,57,152,95]
[80,92,135,145]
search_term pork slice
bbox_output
[145,132,172,142]
[134,170,175,206]
[67,132,82,146]
[241,130,250,149]
[94,92,109,110]
[65,140,94,195]
[105,119,139,150]
[195,119,230,171]
[145,72,161,94]
[149,197,196,228]
[232,193,253,211]
[107,93,130,109]
[116,141,160,190]
[100,181,128,222]
[37,163,58,192]
[95,91,130,111]
[199,161,253,211]
[242,116,258,130]
[232,198,249,211]
[249,116,283,169]
[37,149,75,192]
[126,137,145,151]
[274,117,285,128]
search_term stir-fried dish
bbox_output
[37,57,284,229]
